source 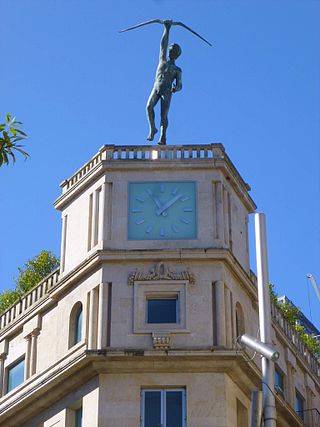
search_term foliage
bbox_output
[0,251,59,314]
[0,289,21,314]
[0,114,29,166]
[269,283,320,360]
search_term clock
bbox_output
[128,181,197,240]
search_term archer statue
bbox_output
[120,19,212,145]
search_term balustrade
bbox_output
[0,269,59,331]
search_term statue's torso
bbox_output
[154,60,180,94]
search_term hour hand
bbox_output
[156,194,182,216]
[146,189,167,216]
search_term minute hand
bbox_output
[156,194,182,216]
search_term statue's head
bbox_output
[169,43,182,60]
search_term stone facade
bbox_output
[0,144,319,426]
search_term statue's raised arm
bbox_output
[119,19,212,145]
[159,20,172,63]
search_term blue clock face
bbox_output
[128,182,197,240]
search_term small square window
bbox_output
[147,297,178,324]
[7,357,25,393]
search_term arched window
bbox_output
[235,302,245,338]
[69,302,83,348]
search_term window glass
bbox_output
[75,407,82,427]
[7,358,25,393]
[166,391,183,427]
[144,391,162,427]
[74,307,83,344]
[147,298,177,324]
[295,391,304,420]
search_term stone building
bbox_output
[0,144,319,426]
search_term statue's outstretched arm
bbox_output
[159,20,172,63]
[172,69,182,93]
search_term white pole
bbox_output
[254,213,277,427]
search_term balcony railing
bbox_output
[60,143,225,193]
[271,300,320,376]
[0,268,60,331]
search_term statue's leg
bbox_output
[158,94,172,145]
[146,90,160,141]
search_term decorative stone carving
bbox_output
[152,332,171,349]
[128,262,195,285]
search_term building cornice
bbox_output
[0,347,260,426]
[53,144,256,212]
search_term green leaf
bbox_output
[1,149,9,165]
[15,129,27,137]
[9,127,17,136]
[5,113,11,122]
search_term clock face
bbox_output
[128,182,197,240]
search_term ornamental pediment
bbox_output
[128,262,195,285]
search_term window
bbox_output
[75,407,82,427]
[295,390,304,421]
[147,297,178,324]
[141,389,186,427]
[7,357,25,393]
[133,281,188,334]
[274,366,285,397]
[69,302,83,348]
[235,302,245,337]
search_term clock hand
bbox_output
[146,189,168,216]
[156,194,182,216]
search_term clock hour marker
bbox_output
[180,217,190,224]
[171,187,178,195]
[180,196,189,202]
[183,208,193,212]
[160,184,165,193]
[159,227,165,237]
[136,196,145,203]
[135,218,145,225]
[131,209,141,213]
[171,224,179,233]
[145,226,153,234]
[146,188,152,195]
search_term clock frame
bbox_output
[128,181,197,240]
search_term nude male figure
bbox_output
[146,20,182,145]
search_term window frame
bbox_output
[6,356,25,394]
[133,281,189,334]
[141,388,186,427]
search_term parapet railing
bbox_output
[60,144,225,193]
[271,300,320,376]
[0,268,60,331]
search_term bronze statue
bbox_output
[120,19,212,145]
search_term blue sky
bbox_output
[1,0,319,329]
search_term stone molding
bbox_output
[128,262,195,286]
[152,332,171,349]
